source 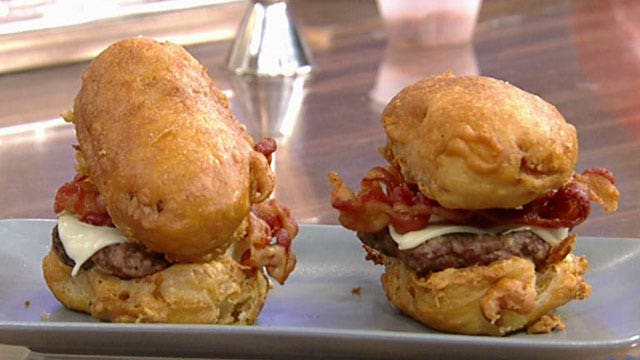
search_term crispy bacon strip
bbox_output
[254,138,277,164]
[575,168,620,213]
[330,167,478,234]
[330,168,432,234]
[54,174,113,227]
[241,199,298,285]
[330,167,619,234]
[517,180,591,228]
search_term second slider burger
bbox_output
[43,38,297,324]
[330,73,620,335]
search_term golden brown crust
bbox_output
[42,250,270,324]
[381,254,590,336]
[381,72,578,209]
[72,37,274,262]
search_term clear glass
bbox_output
[376,0,482,47]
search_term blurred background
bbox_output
[1,0,639,237]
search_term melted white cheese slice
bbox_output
[57,213,129,276]
[389,223,569,250]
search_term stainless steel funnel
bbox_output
[226,0,312,76]
[231,74,307,141]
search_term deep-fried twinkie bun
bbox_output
[381,72,578,209]
[72,38,274,262]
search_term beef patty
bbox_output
[358,228,551,275]
[52,225,169,279]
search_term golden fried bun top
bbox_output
[381,73,577,209]
[73,38,274,262]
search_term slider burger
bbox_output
[329,73,620,335]
[42,38,297,324]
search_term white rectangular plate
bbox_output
[1,219,639,359]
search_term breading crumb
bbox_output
[41,313,50,321]
[24,300,31,308]
[351,286,362,296]
[527,314,565,334]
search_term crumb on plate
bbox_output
[527,314,565,334]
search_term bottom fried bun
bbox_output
[380,254,591,336]
[42,250,270,324]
